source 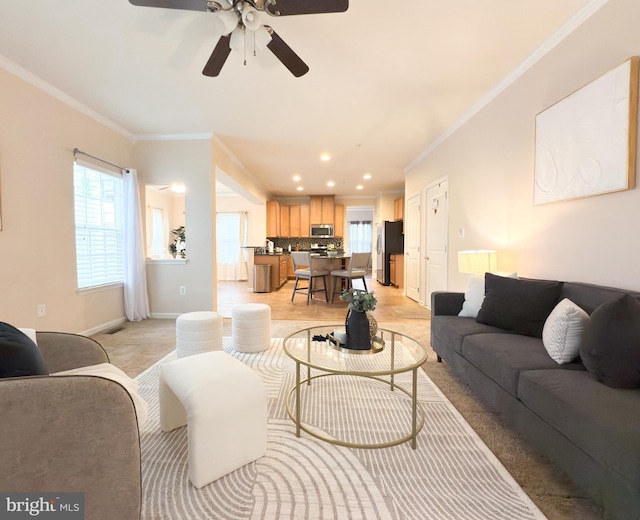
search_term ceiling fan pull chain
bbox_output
[243,27,247,65]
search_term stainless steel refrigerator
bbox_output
[376,221,404,285]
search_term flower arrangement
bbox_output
[339,288,377,313]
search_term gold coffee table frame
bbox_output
[283,325,428,450]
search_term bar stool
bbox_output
[330,252,371,302]
[290,251,330,305]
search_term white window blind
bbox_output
[73,163,124,289]
[216,212,241,263]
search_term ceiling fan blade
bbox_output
[128,0,212,12]
[202,35,232,77]
[266,28,309,77]
[265,0,348,16]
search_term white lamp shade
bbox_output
[214,9,238,35]
[254,25,272,50]
[242,6,261,31]
[230,26,244,52]
[458,250,498,275]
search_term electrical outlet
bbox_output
[179,286,186,295]
[37,304,46,318]
[458,228,465,239]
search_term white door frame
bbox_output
[405,193,421,303]
[423,177,449,308]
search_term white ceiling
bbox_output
[0,0,593,197]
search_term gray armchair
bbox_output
[0,332,141,520]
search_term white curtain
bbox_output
[123,168,150,321]
[349,221,373,254]
[216,212,248,281]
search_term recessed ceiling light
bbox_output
[363,173,372,180]
[327,181,335,187]
[356,185,364,190]
[297,186,304,191]
[292,174,301,181]
[320,154,331,161]
[171,184,186,193]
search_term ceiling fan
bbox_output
[128,0,349,77]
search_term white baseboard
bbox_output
[149,313,181,320]
[80,317,127,337]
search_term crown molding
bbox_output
[133,133,213,142]
[0,54,135,141]
[403,0,610,174]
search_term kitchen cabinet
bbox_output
[266,201,281,238]
[389,254,404,288]
[300,205,310,237]
[394,196,405,221]
[280,205,290,238]
[310,196,334,225]
[334,204,344,237]
[254,253,289,290]
[288,206,300,238]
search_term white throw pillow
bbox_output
[458,272,517,318]
[458,275,486,318]
[542,298,589,364]
[18,328,38,345]
[53,363,149,428]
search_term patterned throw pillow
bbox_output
[542,298,589,364]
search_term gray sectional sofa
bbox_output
[431,277,640,520]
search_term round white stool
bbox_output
[231,303,271,353]
[176,311,223,358]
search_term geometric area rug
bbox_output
[136,338,547,520]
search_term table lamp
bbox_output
[458,250,497,276]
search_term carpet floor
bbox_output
[137,338,545,520]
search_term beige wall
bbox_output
[0,67,133,333]
[406,0,640,292]
[135,139,215,316]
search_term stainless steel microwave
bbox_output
[310,224,334,237]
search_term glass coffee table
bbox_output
[283,325,428,449]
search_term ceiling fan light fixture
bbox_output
[214,9,239,35]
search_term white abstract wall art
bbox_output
[534,57,638,205]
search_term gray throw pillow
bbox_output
[0,322,49,378]
[580,294,640,388]
[476,273,563,338]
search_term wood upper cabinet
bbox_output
[300,205,310,237]
[310,196,335,225]
[266,200,281,238]
[394,196,405,221]
[321,196,334,224]
[280,205,290,238]
[334,204,345,237]
[288,206,300,238]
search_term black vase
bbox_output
[345,310,372,350]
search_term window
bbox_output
[73,163,124,289]
[216,212,241,264]
[149,207,167,258]
[349,221,373,254]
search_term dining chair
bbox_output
[290,252,330,305]
[330,252,371,303]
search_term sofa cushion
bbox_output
[542,298,590,364]
[0,322,49,378]
[462,333,583,397]
[431,316,511,355]
[476,273,563,338]
[518,369,640,490]
[580,294,640,389]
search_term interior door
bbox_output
[405,194,421,302]
[425,180,448,309]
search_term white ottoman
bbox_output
[176,311,223,358]
[231,303,271,353]
[158,351,267,488]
